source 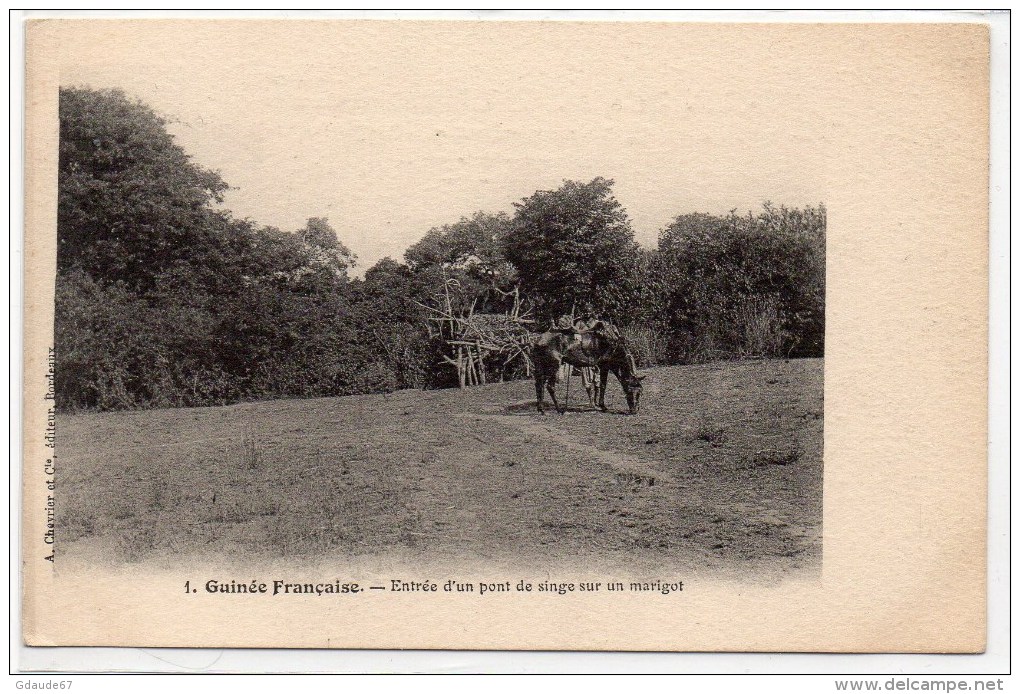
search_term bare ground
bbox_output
[56,359,823,578]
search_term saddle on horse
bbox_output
[552,314,608,340]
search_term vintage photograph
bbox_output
[49,22,824,579]
[22,18,989,653]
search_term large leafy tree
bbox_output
[502,177,641,323]
[404,211,517,314]
[405,211,510,276]
[54,87,384,410]
[58,87,229,290]
[296,217,357,279]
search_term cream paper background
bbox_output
[21,19,988,652]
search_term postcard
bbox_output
[21,18,988,652]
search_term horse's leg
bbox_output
[597,367,610,411]
[547,380,562,414]
[610,366,635,414]
[612,366,626,397]
[535,376,545,414]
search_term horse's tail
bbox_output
[627,350,638,375]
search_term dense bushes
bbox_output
[653,204,826,362]
[54,87,825,411]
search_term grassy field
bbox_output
[56,358,822,577]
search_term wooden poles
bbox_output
[420,279,534,388]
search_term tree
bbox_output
[346,258,451,390]
[405,211,510,275]
[404,211,517,315]
[58,87,228,290]
[297,217,357,279]
[54,88,385,409]
[502,177,641,323]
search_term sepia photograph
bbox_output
[20,16,989,654]
[51,40,824,579]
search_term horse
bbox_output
[530,324,645,415]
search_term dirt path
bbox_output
[464,411,674,485]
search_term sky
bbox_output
[52,19,827,274]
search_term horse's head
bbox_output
[622,373,646,414]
